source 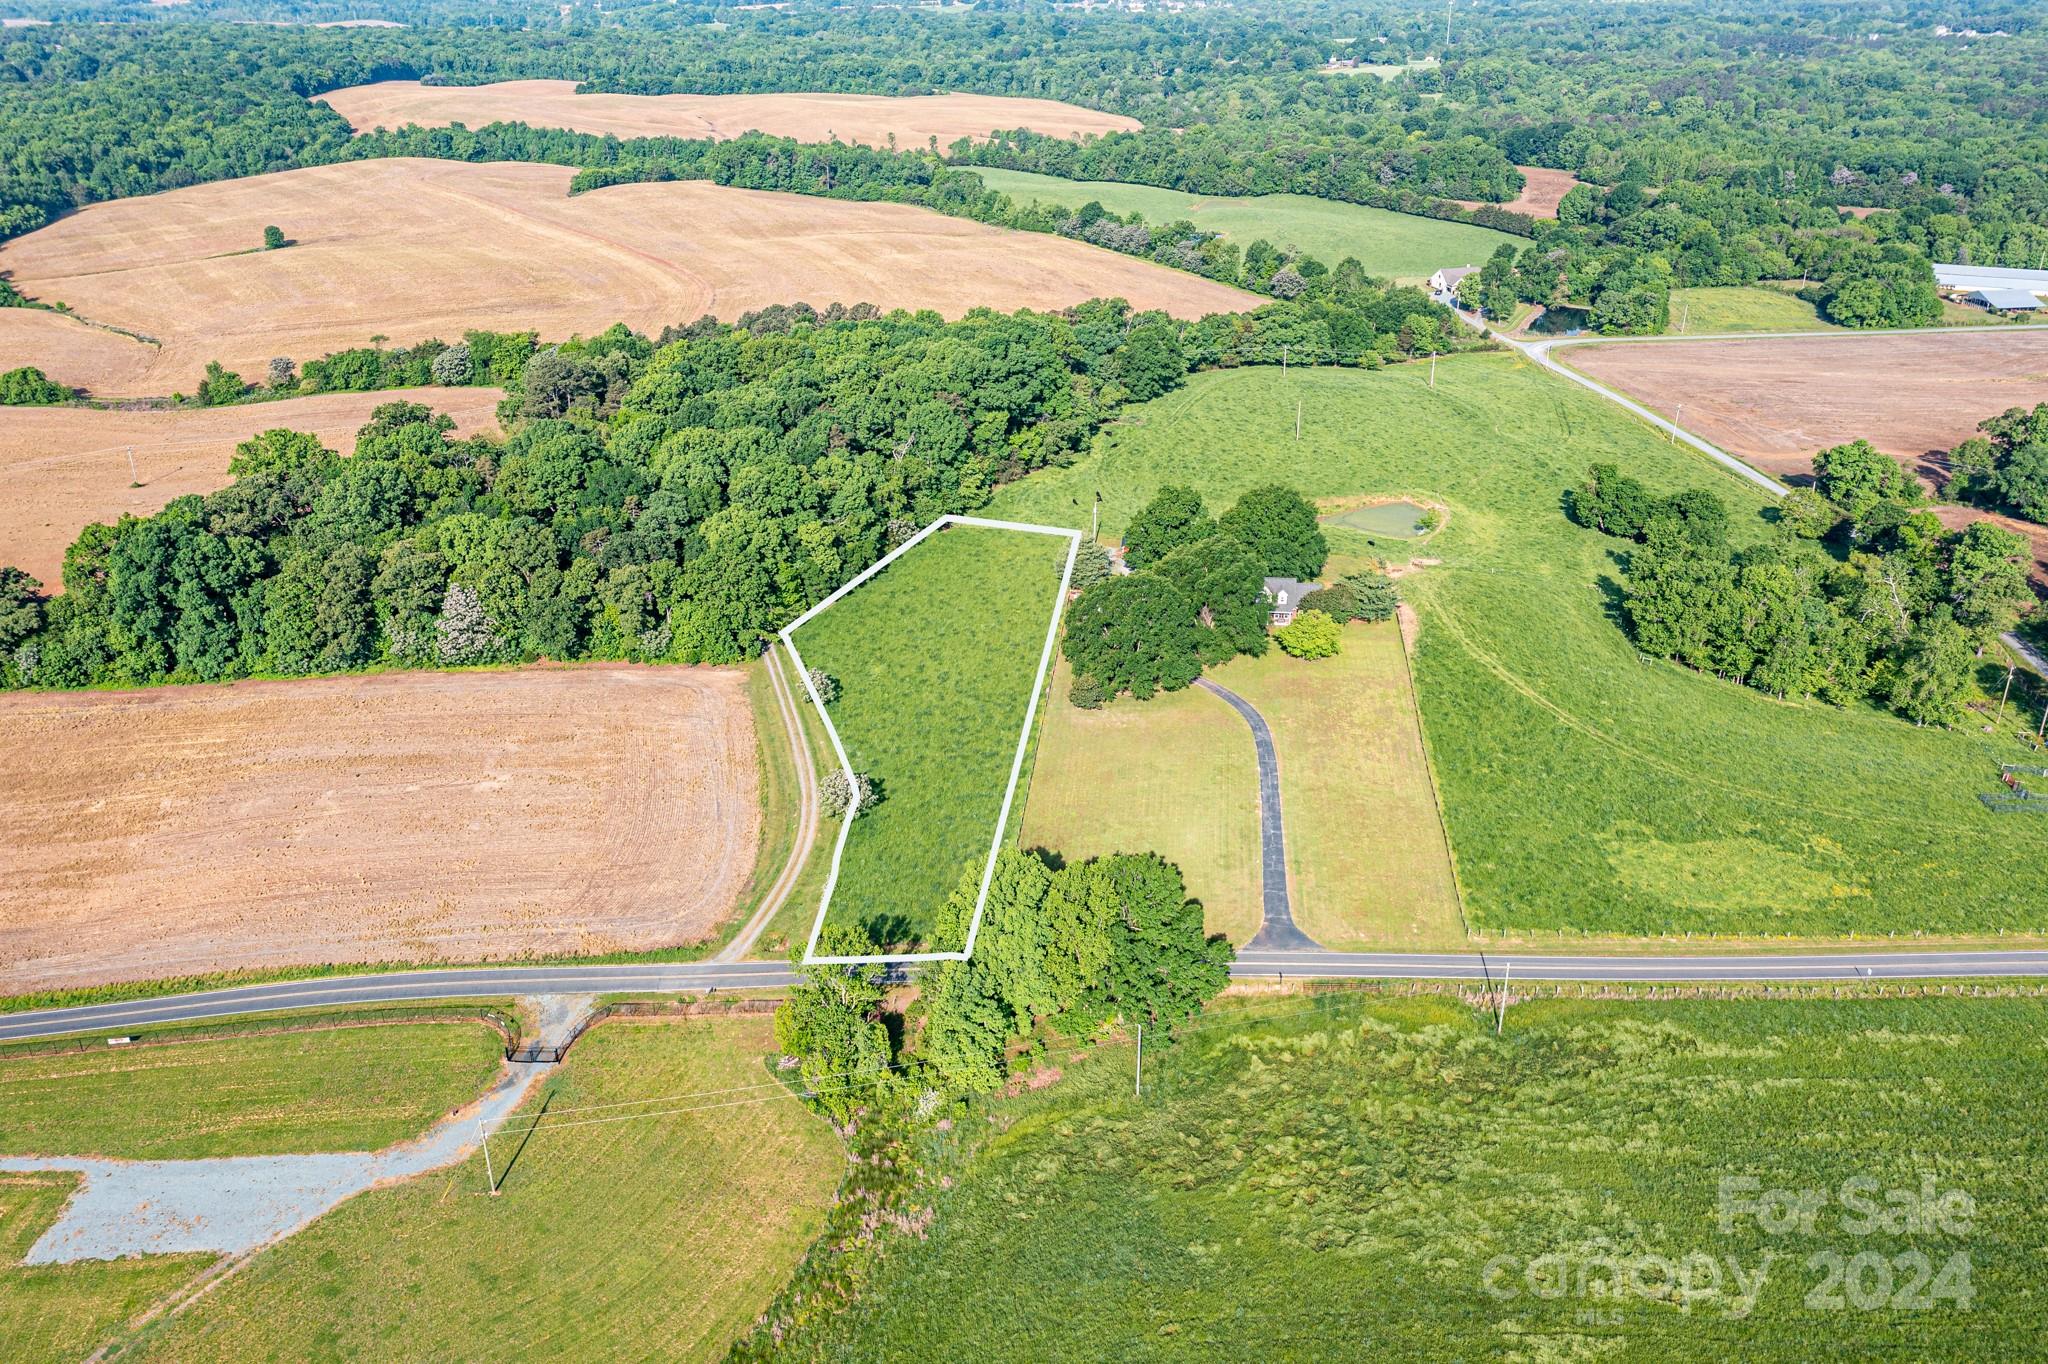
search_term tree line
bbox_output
[0,292,1455,692]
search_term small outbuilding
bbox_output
[1965,287,2044,313]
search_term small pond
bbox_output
[1325,500,1433,538]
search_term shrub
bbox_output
[262,224,286,250]
[430,343,474,387]
[1275,608,1342,659]
[1069,540,1114,590]
[1340,570,1399,622]
[0,365,68,405]
[1068,673,1107,709]
[265,356,296,391]
[434,584,501,664]
[821,768,879,818]
[805,666,840,706]
[196,361,248,406]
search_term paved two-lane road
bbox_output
[10,951,2048,1042]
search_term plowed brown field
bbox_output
[1563,330,2048,482]
[1454,165,1583,219]
[0,158,1254,398]
[321,79,1142,146]
[0,665,760,993]
[1,387,502,589]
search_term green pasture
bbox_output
[0,1018,505,1160]
[990,358,2048,938]
[804,990,2048,1359]
[968,167,1519,284]
[792,523,1070,949]
[1669,286,1838,334]
[122,1018,841,1363]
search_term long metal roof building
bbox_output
[1934,263,2048,294]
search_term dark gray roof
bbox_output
[1263,577,1318,607]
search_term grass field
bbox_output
[969,167,1521,283]
[1212,626,1465,949]
[1,1173,206,1364]
[1669,285,1837,334]
[119,1017,842,1363]
[321,79,1141,146]
[0,159,1254,398]
[1020,656,1263,943]
[791,524,1071,949]
[800,990,2048,1358]
[0,1018,504,1160]
[989,359,2048,938]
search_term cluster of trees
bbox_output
[1573,456,2036,725]
[773,849,1232,1123]
[1061,484,1327,704]
[186,325,593,409]
[1455,184,1946,334]
[2,301,1398,692]
[1943,405,2048,525]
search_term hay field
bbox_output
[1562,330,2048,482]
[0,159,1254,398]
[321,79,1141,146]
[0,309,159,394]
[0,665,760,992]
[0,388,502,590]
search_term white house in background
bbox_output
[1428,265,1478,304]
[1263,577,1318,626]
[1933,264,2048,307]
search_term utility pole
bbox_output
[1295,398,1302,442]
[1282,343,1288,374]
[125,445,139,487]
[1995,663,2016,726]
[1134,1023,1143,1098]
[1443,0,1453,55]
[1429,351,1438,389]
[1495,962,1511,1035]
[1091,490,1101,543]
[478,1118,498,1196]
[1671,403,1684,442]
[1679,302,1690,334]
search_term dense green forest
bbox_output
[0,284,1469,691]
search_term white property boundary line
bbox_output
[781,514,1082,966]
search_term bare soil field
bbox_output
[1563,330,2048,484]
[0,665,761,993]
[1454,165,1583,219]
[1,388,502,590]
[320,79,1141,146]
[0,159,1254,398]
[0,308,160,395]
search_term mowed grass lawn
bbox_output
[1669,285,1838,334]
[969,167,1519,284]
[793,523,1069,949]
[1022,655,1263,943]
[1213,624,1465,949]
[801,991,2048,1359]
[124,1017,842,1364]
[990,359,2048,938]
[0,1018,506,1160]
